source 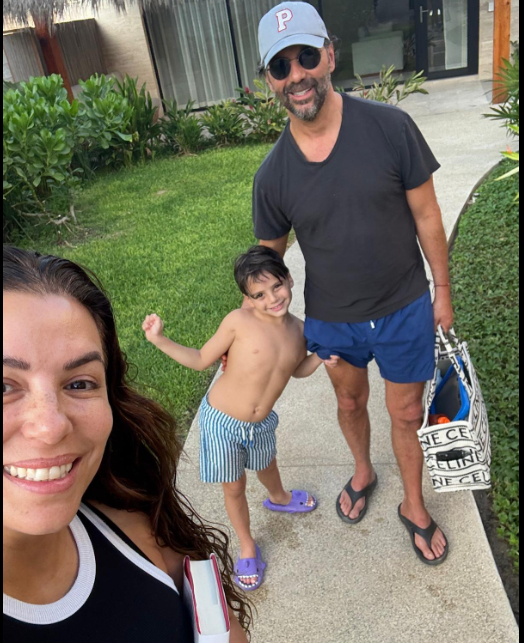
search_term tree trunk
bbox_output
[33,17,74,102]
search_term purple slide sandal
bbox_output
[234,545,267,592]
[263,489,318,514]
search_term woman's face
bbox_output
[3,292,113,536]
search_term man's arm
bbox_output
[406,177,454,332]
[259,233,289,259]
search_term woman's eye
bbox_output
[66,380,98,392]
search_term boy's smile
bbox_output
[247,273,293,319]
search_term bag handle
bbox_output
[436,325,473,398]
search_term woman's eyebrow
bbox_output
[64,351,104,371]
[3,356,31,371]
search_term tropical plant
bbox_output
[3,80,21,94]
[159,99,205,155]
[236,80,288,143]
[3,75,80,240]
[496,125,520,202]
[176,114,205,155]
[114,75,161,163]
[486,48,520,202]
[353,65,429,105]
[486,51,520,130]
[201,101,246,146]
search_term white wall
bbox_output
[3,48,13,81]
[94,4,161,103]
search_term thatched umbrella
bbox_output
[3,0,169,98]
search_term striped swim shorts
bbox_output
[198,395,279,484]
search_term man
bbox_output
[253,2,453,565]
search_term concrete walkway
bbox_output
[179,76,519,642]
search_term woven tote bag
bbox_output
[418,326,492,492]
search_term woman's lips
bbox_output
[3,458,81,495]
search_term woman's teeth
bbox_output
[4,463,74,481]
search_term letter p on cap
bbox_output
[276,8,293,32]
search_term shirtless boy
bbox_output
[143,246,338,591]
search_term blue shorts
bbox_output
[199,395,278,484]
[305,291,435,384]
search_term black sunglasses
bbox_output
[267,47,322,81]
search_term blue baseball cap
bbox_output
[259,2,329,69]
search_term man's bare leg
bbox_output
[257,458,316,507]
[222,474,258,585]
[386,380,447,561]
[326,360,376,520]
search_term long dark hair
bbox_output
[3,246,252,632]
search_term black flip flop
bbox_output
[336,475,378,524]
[398,505,449,566]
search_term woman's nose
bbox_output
[21,392,73,444]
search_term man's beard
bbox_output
[276,72,332,122]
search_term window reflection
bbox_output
[322,0,417,89]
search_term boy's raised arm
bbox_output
[143,312,237,372]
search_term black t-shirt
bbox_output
[253,93,440,323]
[3,504,194,642]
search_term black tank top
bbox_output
[3,503,194,642]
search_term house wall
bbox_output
[56,20,106,86]
[94,4,161,104]
[4,4,161,102]
[3,48,14,82]
[3,30,46,82]
[479,0,520,80]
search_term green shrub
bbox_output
[176,114,205,155]
[353,65,428,105]
[496,125,520,202]
[76,74,134,170]
[3,75,80,240]
[160,100,204,155]
[236,80,288,143]
[450,160,520,570]
[160,100,191,154]
[201,101,246,146]
[114,75,161,163]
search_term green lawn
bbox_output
[22,145,273,433]
[449,160,520,571]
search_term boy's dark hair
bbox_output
[234,245,290,296]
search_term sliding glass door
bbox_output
[321,0,417,88]
[318,0,478,87]
[416,0,479,78]
[144,0,238,108]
